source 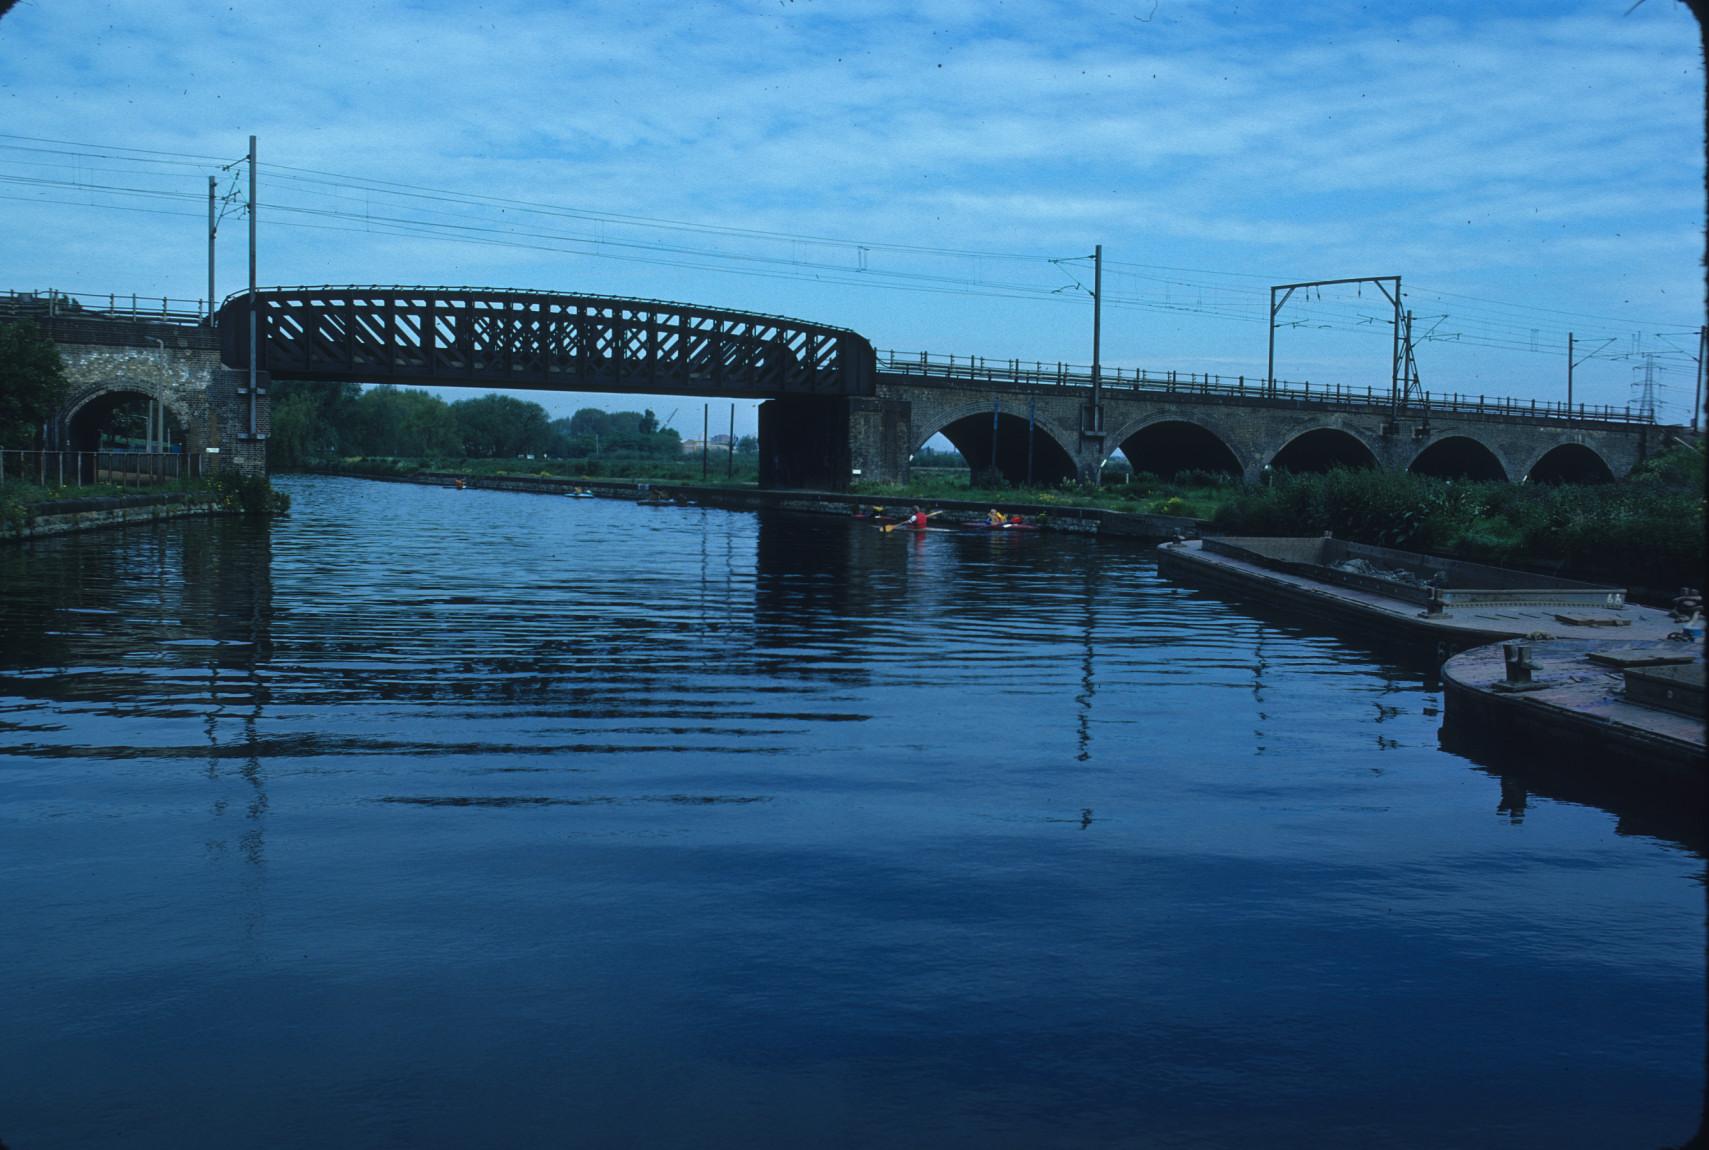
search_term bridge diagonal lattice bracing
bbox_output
[217,287,876,398]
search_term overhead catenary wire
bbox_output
[2,131,1699,408]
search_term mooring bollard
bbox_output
[1502,641,1533,684]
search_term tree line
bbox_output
[0,321,68,448]
[267,381,711,469]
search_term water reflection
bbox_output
[1441,723,1705,857]
[0,476,1701,1150]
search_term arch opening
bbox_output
[1408,436,1508,482]
[1527,443,1614,484]
[67,390,186,455]
[1269,428,1377,474]
[928,412,1076,486]
[1118,420,1242,480]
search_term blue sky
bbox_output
[1,0,1703,434]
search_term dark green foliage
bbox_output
[451,394,553,458]
[207,472,290,517]
[1174,468,1237,489]
[0,321,69,448]
[268,387,685,471]
[549,407,683,461]
[1213,456,1704,596]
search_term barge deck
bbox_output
[1441,639,1704,785]
[1154,536,1678,647]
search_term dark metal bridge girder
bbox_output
[217,286,877,398]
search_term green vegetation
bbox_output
[323,453,760,485]
[857,467,1235,519]
[207,471,291,517]
[1211,446,1704,595]
[267,382,716,474]
[1,471,289,529]
[2,475,204,530]
[0,321,69,448]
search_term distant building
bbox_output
[681,437,734,455]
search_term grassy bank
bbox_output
[1210,447,1704,598]
[306,454,759,486]
[855,470,1235,518]
[1,472,288,528]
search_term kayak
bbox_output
[567,491,595,499]
[966,521,1040,532]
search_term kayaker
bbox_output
[987,509,1007,526]
[911,506,929,529]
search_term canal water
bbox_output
[1,474,1701,1149]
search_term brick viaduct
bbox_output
[834,374,1657,488]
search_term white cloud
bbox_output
[0,0,1701,421]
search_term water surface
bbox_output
[1,474,1701,1148]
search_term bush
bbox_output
[208,472,289,517]
[1212,465,1703,594]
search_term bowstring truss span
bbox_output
[217,287,877,397]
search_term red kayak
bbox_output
[966,521,1041,532]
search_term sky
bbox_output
[1,0,1704,438]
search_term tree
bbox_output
[353,386,458,457]
[567,407,609,438]
[451,394,553,458]
[0,321,68,448]
[265,380,360,468]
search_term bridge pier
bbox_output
[758,396,911,490]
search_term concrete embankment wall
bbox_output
[1,493,228,542]
[307,467,1203,540]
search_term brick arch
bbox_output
[911,398,1080,485]
[1520,441,1617,483]
[60,378,199,452]
[1406,434,1512,482]
[1267,423,1382,473]
[910,399,1078,459]
[1105,413,1248,477]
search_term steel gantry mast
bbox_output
[1267,275,1408,413]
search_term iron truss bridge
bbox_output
[216,287,877,397]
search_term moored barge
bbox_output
[1154,535,1678,647]
[1441,638,1704,786]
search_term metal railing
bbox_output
[876,349,1654,426]
[0,450,214,489]
[0,289,211,327]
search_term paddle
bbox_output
[880,509,942,534]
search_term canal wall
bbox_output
[0,492,229,542]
